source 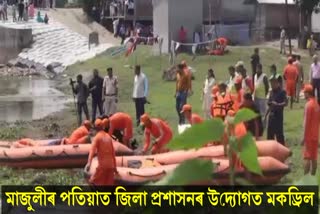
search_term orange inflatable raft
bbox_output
[86,156,290,185]
[0,139,134,169]
[114,140,291,167]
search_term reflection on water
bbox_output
[0,77,68,123]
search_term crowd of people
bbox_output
[0,0,49,23]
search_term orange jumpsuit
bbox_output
[143,119,173,154]
[108,112,133,145]
[217,37,228,49]
[89,131,117,185]
[63,125,89,145]
[303,98,320,160]
[283,64,298,97]
[187,113,204,125]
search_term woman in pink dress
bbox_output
[28,2,35,19]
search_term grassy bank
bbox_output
[0,45,316,185]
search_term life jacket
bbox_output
[212,93,234,119]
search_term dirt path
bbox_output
[47,8,120,45]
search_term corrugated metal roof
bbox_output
[257,0,295,4]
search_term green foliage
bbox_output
[234,108,258,125]
[167,119,225,150]
[239,133,262,175]
[294,0,320,13]
[294,174,318,185]
[0,125,24,140]
[151,159,215,185]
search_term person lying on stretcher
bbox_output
[12,120,92,148]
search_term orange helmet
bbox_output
[140,114,151,126]
[102,118,109,128]
[180,104,192,113]
[227,110,236,117]
[94,118,103,129]
[211,85,219,96]
[303,84,313,93]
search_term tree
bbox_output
[294,0,320,31]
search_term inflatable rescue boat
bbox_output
[0,140,134,169]
[86,156,290,185]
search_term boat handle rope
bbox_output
[128,170,166,178]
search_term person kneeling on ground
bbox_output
[180,104,203,125]
[301,84,320,175]
[140,114,173,155]
[103,112,134,148]
[85,118,117,186]
[60,120,92,145]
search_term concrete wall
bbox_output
[153,0,203,53]
[153,0,169,53]
[0,27,33,64]
[203,0,255,23]
[312,12,320,33]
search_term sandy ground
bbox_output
[47,8,120,45]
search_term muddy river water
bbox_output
[0,77,69,123]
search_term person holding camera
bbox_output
[71,74,90,126]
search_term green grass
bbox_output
[0,45,316,185]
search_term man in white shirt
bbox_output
[280,26,286,55]
[310,55,320,104]
[103,67,118,116]
[132,65,148,126]
[113,18,119,37]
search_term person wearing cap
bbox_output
[86,118,117,186]
[105,112,133,147]
[181,104,204,125]
[235,61,244,75]
[301,84,320,175]
[61,120,92,145]
[103,67,118,117]
[280,26,286,55]
[140,114,173,154]
[310,55,320,105]
[223,110,247,168]
[175,63,192,125]
[241,93,264,140]
[253,64,269,119]
[284,57,298,109]
[202,69,216,119]
[269,64,283,87]
[293,55,304,103]
[265,77,287,145]
[211,82,234,120]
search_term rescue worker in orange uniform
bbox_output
[301,84,320,175]
[86,118,117,186]
[283,57,298,109]
[104,112,133,147]
[216,37,228,50]
[61,120,92,145]
[231,76,245,112]
[140,114,173,154]
[211,82,234,120]
[180,104,204,125]
[223,110,248,168]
